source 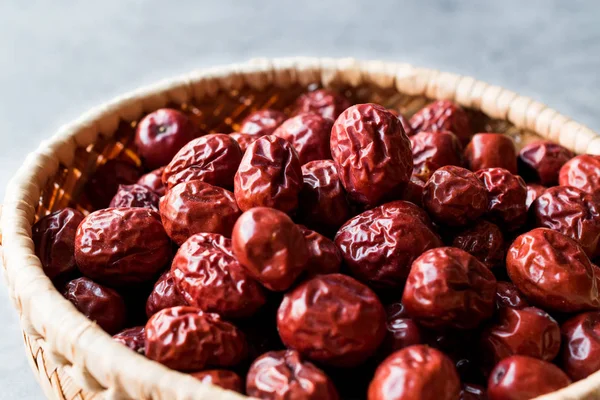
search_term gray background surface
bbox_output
[1,1,599,398]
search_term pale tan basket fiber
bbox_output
[2,57,600,400]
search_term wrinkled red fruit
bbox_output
[335,201,441,289]
[409,100,472,145]
[298,226,342,277]
[561,311,600,381]
[331,103,413,206]
[113,326,145,354]
[476,168,527,232]
[507,228,600,312]
[518,141,574,185]
[145,271,187,318]
[273,112,334,164]
[277,274,386,367]
[135,108,199,170]
[559,154,600,194]
[423,166,488,227]
[137,167,167,197]
[532,185,600,259]
[525,183,546,210]
[487,355,571,400]
[464,133,517,174]
[172,233,266,318]
[145,306,247,371]
[159,180,241,245]
[234,135,303,214]
[32,207,84,280]
[480,307,560,369]
[190,370,243,393]
[368,345,461,400]
[410,130,464,181]
[403,247,496,329]
[387,109,414,136]
[452,221,505,269]
[109,184,160,211]
[239,109,287,137]
[298,159,350,235]
[85,160,141,209]
[75,208,171,286]
[295,89,351,120]
[246,350,339,400]
[495,282,529,310]
[232,207,307,291]
[162,133,242,190]
[381,303,423,356]
[63,277,126,334]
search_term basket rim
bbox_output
[2,57,600,400]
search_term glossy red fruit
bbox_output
[381,303,423,356]
[422,166,488,227]
[159,180,241,245]
[480,307,560,370]
[476,168,528,232]
[464,133,517,174]
[487,355,571,400]
[507,228,600,313]
[145,306,247,371]
[85,160,141,209]
[518,141,574,185]
[145,271,187,318]
[74,208,171,286]
[135,108,199,170]
[561,311,600,381]
[335,201,441,289]
[409,100,472,145]
[298,159,350,235]
[410,130,464,181]
[532,185,600,259]
[172,233,266,318]
[273,112,334,164]
[402,247,496,329]
[239,109,287,137]
[232,207,307,291]
[295,89,351,120]
[368,345,461,400]
[277,274,386,367]
[63,277,126,334]
[246,350,339,400]
[559,154,600,194]
[298,226,342,277]
[229,132,256,152]
[113,326,145,354]
[32,207,84,280]
[495,282,529,310]
[162,133,243,190]
[331,103,413,206]
[234,135,303,214]
[525,183,546,210]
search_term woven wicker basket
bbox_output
[2,57,600,400]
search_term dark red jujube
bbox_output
[518,141,574,186]
[109,184,160,211]
[409,100,472,145]
[561,311,600,381]
[113,326,146,354]
[239,109,287,137]
[464,133,518,174]
[273,112,334,164]
[451,220,505,269]
[295,89,351,120]
[410,130,464,181]
[559,154,600,194]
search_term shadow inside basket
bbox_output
[34,81,539,220]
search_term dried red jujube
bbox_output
[137,167,167,197]
[410,130,464,181]
[109,184,160,211]
[145,270,187,318]
[330,103,413,206]
[409,100,472,145]
[526,183,546,210]
[559,154,600,194]
[63,277,126,334]
[229,132,256,152]
[402,247,497,330]
[295,89,351,120]
[162,133,243,190]
[232,207,307,291]
[464,133,517,174]
[85,159,141,209]
[273,112,334,164]
[113,326,145,354]
[451,220,505,269]
[277,273,386,367]
[145,306,247,371]
[159,180,241,245]
[74,208,171,286]
[32,207,84,280]
[298,225,342,277]
[172,233,266,318]
[561,311,600,381]
[495,282,529,310]
[239,109,287,137]
[518,141,574,185]
[234,135,303,214]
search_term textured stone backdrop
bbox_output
[1,1,599,398]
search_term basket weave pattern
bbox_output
[2,57,600,400]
